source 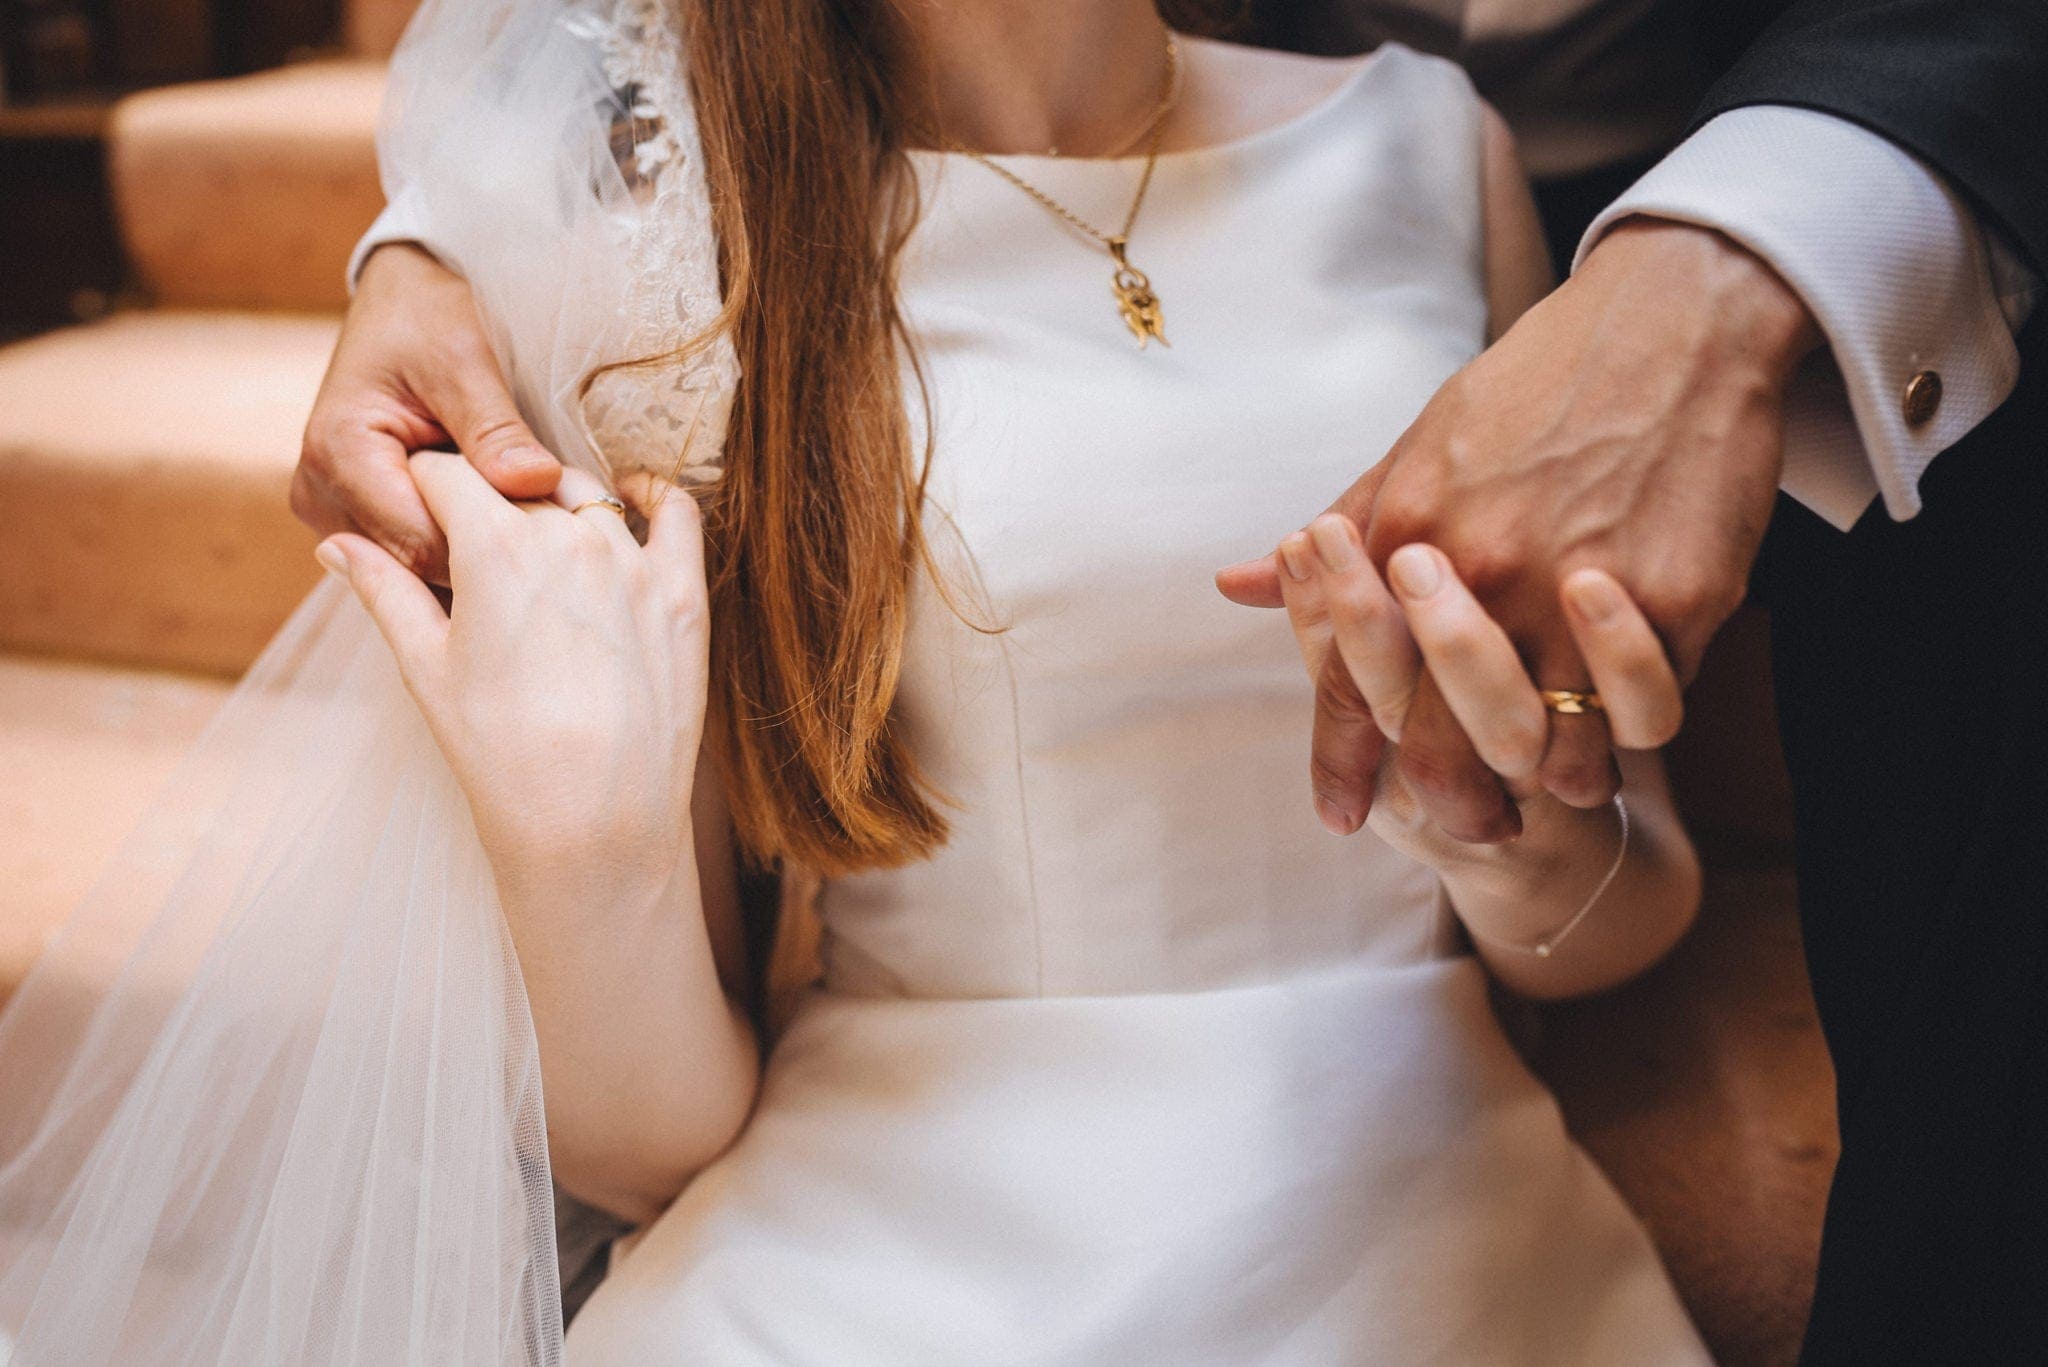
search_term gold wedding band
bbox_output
[569,496,627,517]
[1540,689,1605,715]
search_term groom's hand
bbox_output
[294,243,562,585]
[1219,220,1819,842]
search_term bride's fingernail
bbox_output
[1278,533,1312,582]
[314,541,348,578]
[1309,515,1356,571]
[1565,572,1623,624]
[1388,545,1442,599]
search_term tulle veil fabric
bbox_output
[0,1,733,1361]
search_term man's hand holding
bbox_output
[1220,220,1822,841]
[294,243,563,584]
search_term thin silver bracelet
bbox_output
[1466,794,1630,959]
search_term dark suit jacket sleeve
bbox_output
[1695,0,2048,273]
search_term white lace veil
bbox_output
[0,1,733,1361]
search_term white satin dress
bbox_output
[568,44,1710,1365]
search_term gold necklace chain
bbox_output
[943,31,1180,349]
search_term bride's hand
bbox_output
[315,452,710,908]
[1274,513,1681,871]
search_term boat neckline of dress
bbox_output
[904,42,1393,171]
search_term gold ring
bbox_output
[1540,689,1605,715]
[569,496,627,517]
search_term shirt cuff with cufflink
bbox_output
[1575,105,2038,532]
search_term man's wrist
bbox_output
[1582,218,1823,383]
[356,240,444,292]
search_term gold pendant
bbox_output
[1108,237,1167,350]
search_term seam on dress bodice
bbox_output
[996,634,1048,995]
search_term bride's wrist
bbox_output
[486,826,700,933]
[1439,795,1626,931]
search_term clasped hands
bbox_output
[1247,510,1677,868]
[1217,221,1819,852]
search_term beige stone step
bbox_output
[0,310,333,675]
[346,0,420,57]
[0,653,230,1010]
[110,60,386,313]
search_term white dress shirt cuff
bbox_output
[346,187,446,292]
[1575,105,2031,531]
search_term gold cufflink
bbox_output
[1903,370,1943,427]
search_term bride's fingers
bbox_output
[547,467,639,547]
[620,471,708,592]
[1308,649,1386,836]
[1560,568,1685,749]
[317,533,449,690]
[1280,530,1392,833]
[1305,514,1419,740]
[1384,544,1549,783]
[409,450,522,578]
[1275,530,1334,675]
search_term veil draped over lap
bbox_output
[0,1,734,1361]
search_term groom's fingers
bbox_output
[1531,635,1624,808]
[1561,568,1685,749]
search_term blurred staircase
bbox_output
[0,1,413,1002]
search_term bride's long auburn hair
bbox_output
[678,0,1243,881]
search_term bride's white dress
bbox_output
[569,45,1709,1365]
